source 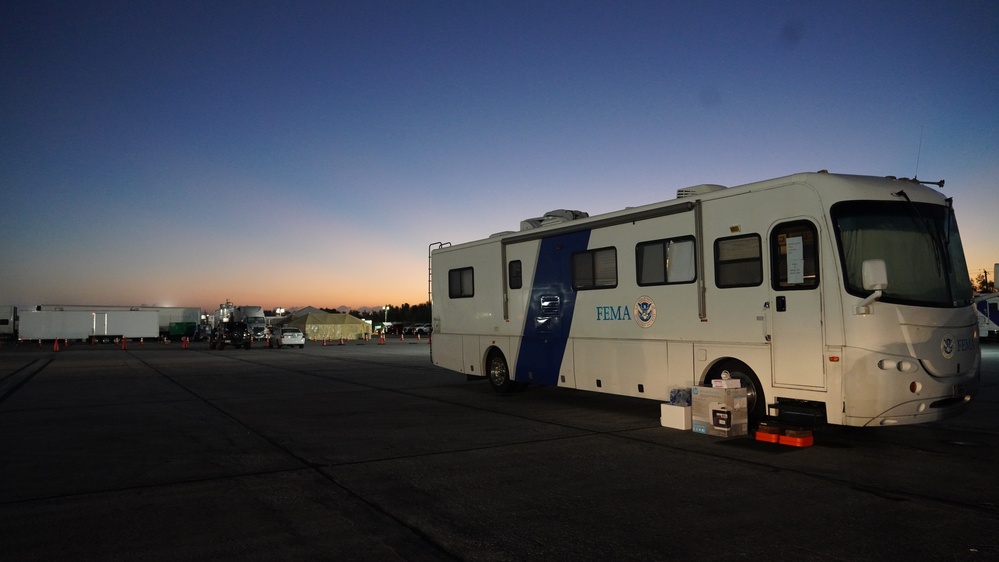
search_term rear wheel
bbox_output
[487,351,515,394]
[705,359,766,427]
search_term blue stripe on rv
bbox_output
[978,300,999,325]
[515,230,591,385]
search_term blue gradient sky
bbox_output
[2,1,997,311]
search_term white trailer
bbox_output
[18,310,159,342]
[37,305,201,339]
[0,305,16,342]
[430,172,980,428]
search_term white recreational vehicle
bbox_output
[429,172,980,428]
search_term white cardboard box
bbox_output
[711,378,742,388]
[660,404,692,430]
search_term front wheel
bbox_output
[486,351,516,394]
[705,359,766,427]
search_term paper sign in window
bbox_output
[786,236,804,284]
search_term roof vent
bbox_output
[677,184,726,198]
[520,209,589,231]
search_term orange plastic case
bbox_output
[778,434,814,447]
[755,431,780,443]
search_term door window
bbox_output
[771,221,819,290]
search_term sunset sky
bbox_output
[2,1,997,312]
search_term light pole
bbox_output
[382,305,390,333]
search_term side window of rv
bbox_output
[508,260,523,290]
[448,267,474,298]
[636,236,696,285]
[714,235,762,288]
[572,247,617,290]
[771,221,819,290]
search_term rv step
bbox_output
[767,398,827,427]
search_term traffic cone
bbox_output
[38,339,42,347]
[122,337,127,350]
[400,333,404,341]
[322,338,327,347]
[338,337,345,346]
[417,333,421,341]
[140,337,144,345]
[53,339,60,352]
[379,333,385,345]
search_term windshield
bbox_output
[832,200,973,308]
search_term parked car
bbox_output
[412,323,432,335]
[210,322,251,350]
[270,327,305,349]
[194,324,212,342]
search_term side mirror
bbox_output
[862,259,888,291]
[856,259,887,315]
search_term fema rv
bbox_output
[429,172,980,427]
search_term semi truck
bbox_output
[234,305,267,341]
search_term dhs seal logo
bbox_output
[940,335,955,359]
[634,296,656,328]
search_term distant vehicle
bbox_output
[0,305,16,342]
[412,323,432,335]
[233,306,267,341]
[194,324,212,342]
[270,327,305,348]
[385,323,408,335]
[210,322,251,350]
[977,295,999,341]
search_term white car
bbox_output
[270,327,305,349]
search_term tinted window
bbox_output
[509,260,523,290]
[572,247,617,290]
[636,236,696,285]
[715,235,762,288]
[448,267,474,298]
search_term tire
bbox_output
[705,359,766,426]
[299,344,304,349]
[486,350,516,394]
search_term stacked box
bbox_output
[691,386,748,437]
[660,404,692,430]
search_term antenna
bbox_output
[914,125,924,178]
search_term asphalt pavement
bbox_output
[1,338,997,560]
